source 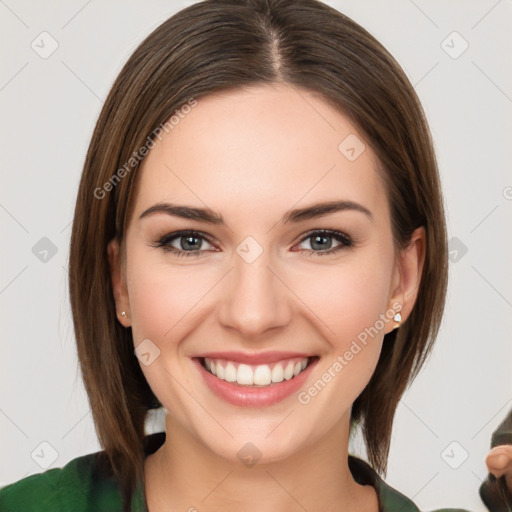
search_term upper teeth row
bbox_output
[204,357,309,386]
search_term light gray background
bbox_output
[1,1,511,510]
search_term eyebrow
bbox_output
[139,200,373,225]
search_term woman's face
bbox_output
[109,83,423,464]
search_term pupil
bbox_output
[182,236,201,250]
[311,235,331,250]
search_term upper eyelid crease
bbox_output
[138,200,373,225]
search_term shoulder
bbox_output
[0,451,124,512]
[349,455,422,511]
[348,455,472,512]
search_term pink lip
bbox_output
[192,350,313,365]
[192,356,318,407]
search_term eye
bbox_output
[151,230,216,258]
[151,229,354,258]
[294,229,353,256]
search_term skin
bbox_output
[108,83,426,512]
[486,445,512,492]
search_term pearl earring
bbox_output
[121,311,127,318]
[393,312,402,329]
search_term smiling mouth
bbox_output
[199,356,319,387]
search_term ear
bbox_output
[107,238,131,327]
[384,226,426,334]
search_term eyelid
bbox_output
[152,230,218,251]
[295,228,352,246]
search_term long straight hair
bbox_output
[69,0,448,508]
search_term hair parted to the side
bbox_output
[69,0,448,509]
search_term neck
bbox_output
[143,412,378,512]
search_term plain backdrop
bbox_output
[1,1,511,510]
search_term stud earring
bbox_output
[393,311,402,329]
[121,311,127,318]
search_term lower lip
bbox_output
[193,357,318,407]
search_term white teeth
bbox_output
[203,357,311,387]
[253,365,272,386]
[225,362,237,382]
[205,357,216,375]
[283,361,294,380]
[271,364,284,383]
[237,364,253,385]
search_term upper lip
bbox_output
[192,351,314,365]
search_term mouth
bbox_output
[192,354,319,407]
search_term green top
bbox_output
[0,430,509,512]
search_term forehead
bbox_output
[132,84,386,225]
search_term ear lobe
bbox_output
[107,238,131,326]
[387,227,426,331]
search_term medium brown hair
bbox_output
[69,0,448,508]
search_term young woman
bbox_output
[1,1,511,510]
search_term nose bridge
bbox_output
[218,238,290,337]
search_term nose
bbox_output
[217,247,292,340]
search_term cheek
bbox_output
[295,257,394,344]
[127,261,201,344]
[292,261,392,414]
[293,252,394,399]
[125,249,225,370]
[125,257,210,411]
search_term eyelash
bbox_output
[151,229,354,258]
